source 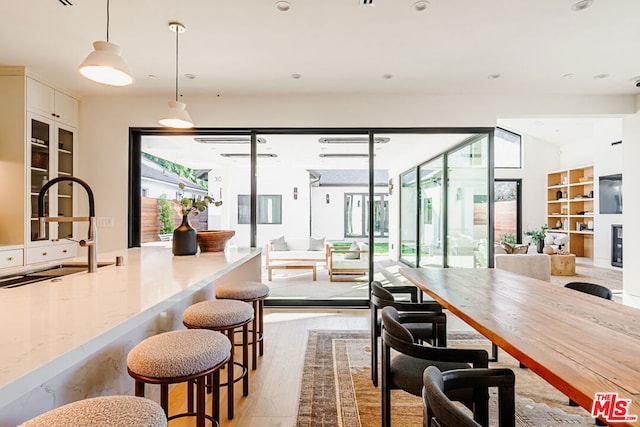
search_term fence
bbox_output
[141,197,208,243]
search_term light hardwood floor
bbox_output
[167,309,371,427]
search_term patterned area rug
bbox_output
[550,262,622,291]
[296,330,596,427]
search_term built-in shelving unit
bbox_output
[546,166,594,258]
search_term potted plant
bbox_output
[173,183,228,255]
[525,224,548,254]
[157,194,174,241]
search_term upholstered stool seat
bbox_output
[215,282,269,370]
[18,395,167,427]
[127,329,231,427]
[183,299,253,420]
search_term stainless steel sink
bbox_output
[0,262,114,289]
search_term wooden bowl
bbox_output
[197,230,235,252]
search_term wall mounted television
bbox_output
[599,174,622,214]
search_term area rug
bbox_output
[295,330,596,427]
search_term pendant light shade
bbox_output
[159,100,194,128]
[159,22,194,128]
[79,41,134,86]
[78,0,134,86]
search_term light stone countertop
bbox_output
[0,245,261,407]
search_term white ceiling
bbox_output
[3,0,640,99]
[142,133,469,171]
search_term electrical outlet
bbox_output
[96,217,114,227]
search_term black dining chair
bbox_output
[381,306,488,427]
[422,366,516,427]
[564,282,613,300]
[563,281,611,426]
[371,281,446,387]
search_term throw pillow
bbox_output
[344,241,360,260]
[308,237,325,251]
[270,236,289,251]
[500,241,515,254]
[513,245,529,254]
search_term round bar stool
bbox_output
[215,282,269,370]
[183,299,253,420]
[127,329,231,427]
[18,395,166,427]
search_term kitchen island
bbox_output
[0,245,261,426]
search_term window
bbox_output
[494,127,522,168]
[238,194,282,224]
[344,193,388,238]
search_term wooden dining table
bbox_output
[400,267,640,426]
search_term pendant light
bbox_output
[159,22,194,128]
[78,0,134,86]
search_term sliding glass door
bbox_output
[419,156,444,267]
[446,136,490,268]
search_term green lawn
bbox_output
[331,241,389,255]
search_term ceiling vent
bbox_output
[319,137,389,144]
[58,0,74,5]
[194,137,266,144]
[319,153,372,158]
[359,0,374,5]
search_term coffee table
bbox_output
[550,253,576,275]
[267,262,317,281]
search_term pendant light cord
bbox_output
[106,0,110,42]
[175,27,179,102]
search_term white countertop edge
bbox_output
[0,248,261,408]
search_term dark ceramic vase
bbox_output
[536,239,544,254]
[172,215,197,256]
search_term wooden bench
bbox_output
[267,262,317,281]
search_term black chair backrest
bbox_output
[564,282,612,300]
[423,366,516,427]
[380,305,415,343]
[371,280,395,302]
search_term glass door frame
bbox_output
[399,133,495,268]
[128,126,495,307]
[494,178,522,244]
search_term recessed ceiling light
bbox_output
[571,0,593,11]
[488,74,501,80]
[382,74,393,79]
[562,73,575,79]
[413,1,429,11]
[291,73,302,79]
[275,1,291,12]
[184,73,196,79]
[593,73,609,80]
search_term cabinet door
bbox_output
[55,124,76,240]
[54,91,78,127]
[26,78,55,119]
[27,113,55,243]
[26,77,78,127]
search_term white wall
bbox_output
[78,93,636,255]
[622,103,639,306]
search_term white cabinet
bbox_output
[26,243,77,265]
[26,77,78,127]
[0,66,79,267]
[0,248,24,270]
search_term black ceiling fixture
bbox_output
[58,0,73,5]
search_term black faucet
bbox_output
[37,176,98,273]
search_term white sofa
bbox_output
[265,237,328,268]
[328,242,369,282]
[494,245,550,281]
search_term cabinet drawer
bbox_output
[26,243,77,265]
[0,249,24,269]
